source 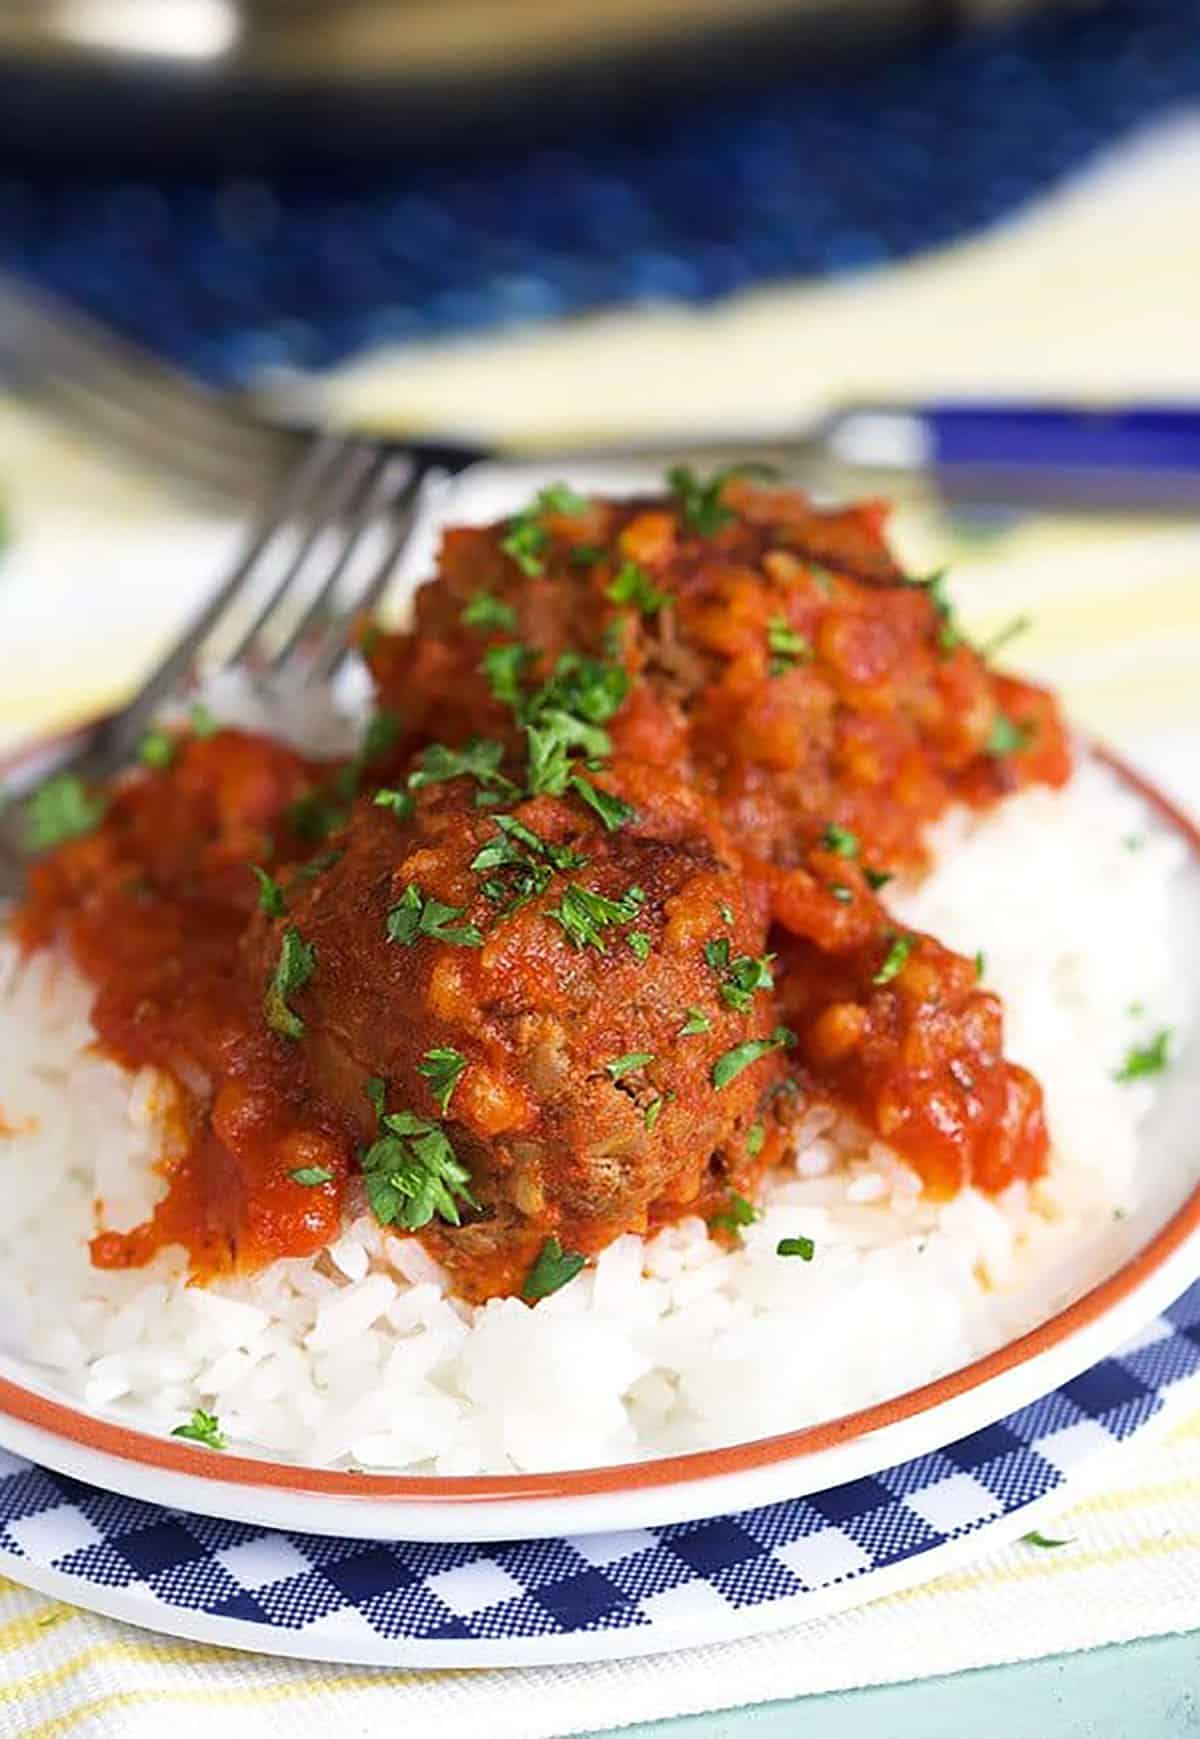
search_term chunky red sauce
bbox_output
[16,480,1068,1302]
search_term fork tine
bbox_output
[303,461,431,682]
[268,448,416,672]
[97,432,353,762]
[222,441,383,671]
[0,270,303,503]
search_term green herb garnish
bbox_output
[264,926,316,1039]
[608,560,668,616]
[482,642,531,710]
[644,1094,670,1132]
[667,462,777,537]
[548,882,646,952]
[25,774,108,851]
[373,787,415,820]
[1021,1530,1073,1550]
[628,930,652,962]
[974,950,986,980]
[386,884,483,949]
[171,1409,226,1450]
[746,1120,766,1158]
[408,738,520,803]
[138,728,175,770]
[189,703,218,738]
[285,789,348,843]
[711,1027,794,1089]
[680,1007,711,1036]
[569,543,607,566]
[361,1109,477,1232]
[873,933,915,986]
[522,1237,587,1302]
[570,774,635,832]
[606,1052,655,1081]
[705,937,775,1011]
[986,713,1032,757]
[501,483,589,576]
[417,1046,468,1114]
[777,1235,815,1261]
[290,1166,334,1186]
[1114,1029,1171,1083]
[710,1191,759,1235]
[250,865,287,917]
[767,616,812,675]
[462,590,517,633]
[865,867,893,892]
[821,823,859,859]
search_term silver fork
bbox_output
[0,430,457,899]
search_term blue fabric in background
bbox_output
[0,0,1195,385]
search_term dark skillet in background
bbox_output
[0,0,1084,169]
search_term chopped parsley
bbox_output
[680,1007,711,1036]
[718,902,734,926]
[189,703,218,738]
[289,1165,334,1186]
[285,788,348,843]
[471,814,586,912]
[608,560,668,616]
[171,1409,226,1450]
[628,930,652,962]
[709,1191,759,1235]
[517,653,630,796]
[501,483,589,576]
[644,1093,671,1132]
[569,543,607,566]
[549,882,646,952]
[1114,1029,1171,1083]
[25,774,108,850]
[767,616,812,675]
[408,738,520,803]
[872,933,915,986]
[482,642,531,710]
[462,589,517,633]
[1021,1530,1073,1550]
[373,787,415,820]
[417,1046,468,1114]
[570,773,635,832]
[900,567,963,653]
[865,867,893,892]
[777,1235,815,1261]
[821,822,859,858]
[361,1108,477,1231]
[711,1027,794,1089]
[986,713,1033,757]
[705,937,775,1011]
[138,728,175,770]
[668,462,777,537]
[264,926,316,1039]
[974,950,986,980]
[746,1120,766,1158]
[250,864,287,916]
[606,1051,655,1081]
[386,883,483,948]
[522,1237,587,1302]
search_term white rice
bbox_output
[0,755,1194,1475]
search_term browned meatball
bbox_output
[245,760,784,1300]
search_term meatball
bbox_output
[246,760,782,1300]
[366,478,1071,887]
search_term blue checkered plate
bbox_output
[2,1284,1199,1667]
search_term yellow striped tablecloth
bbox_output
[1,112,1200,1739]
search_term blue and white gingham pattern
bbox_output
[2,1281,1199,1661]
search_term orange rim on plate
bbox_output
[1,732,1197,1506]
